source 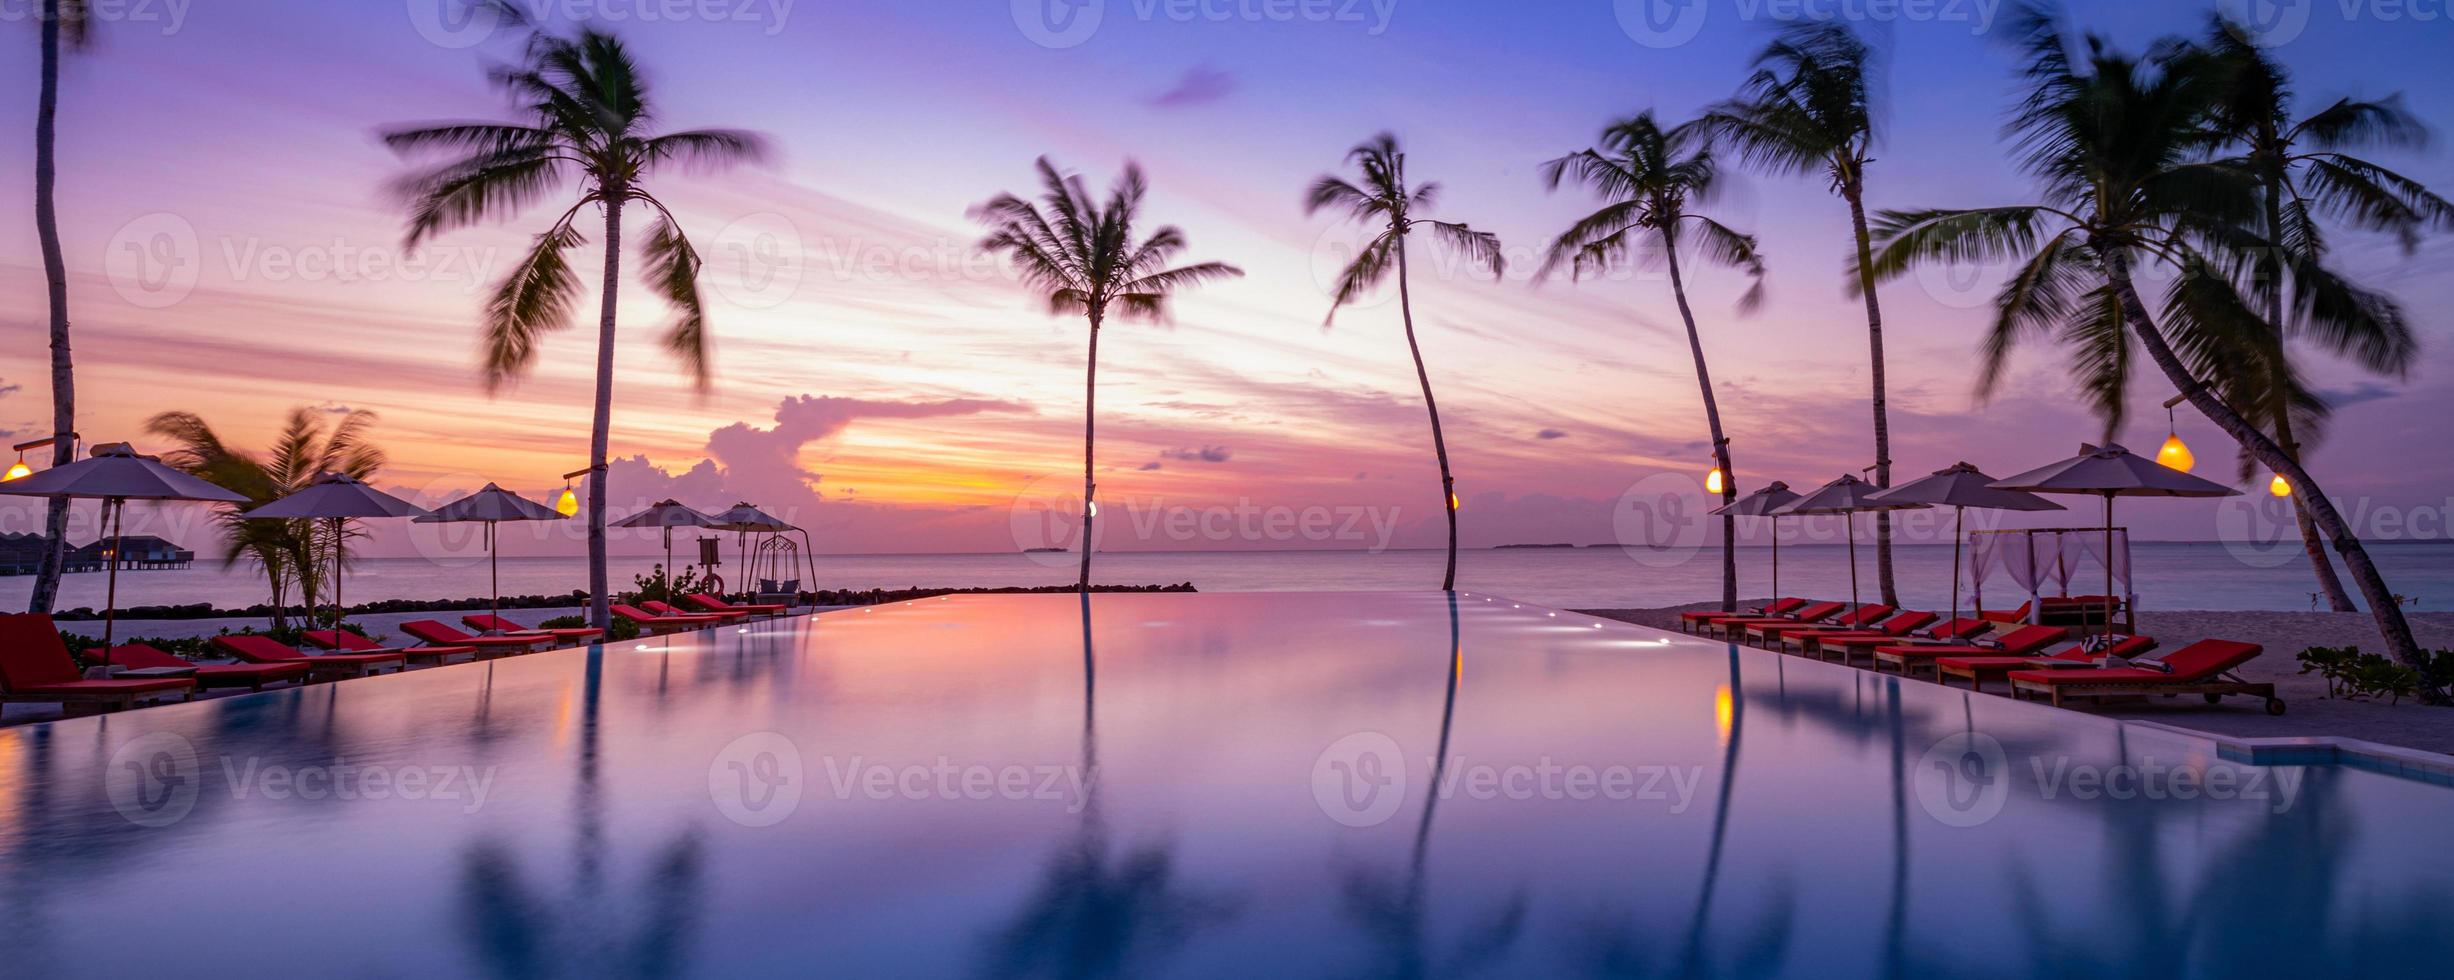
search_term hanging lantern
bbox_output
[3,453,29,482]
[2157,405,2194,472]
[1448,492,1460,512]
[1704,466,1725,496]
[555,481,580,517]
[2269,474,2291,498]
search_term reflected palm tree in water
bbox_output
[978,593,1238,979]
[1337,594,1528,979]
[456,648,708,978]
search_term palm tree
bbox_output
[1863,6,2431,673]
[24,0,89,616]
[1305,134,1503,592]
[383,20,768,631]
[146,408,386,629]
[972,160,1243,592]
[2198,18,2452,612]
[1541,113,1766,613]
[1701,23,1904,607]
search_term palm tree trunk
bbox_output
[1662,232,1739,612]
[2259,189,2358,612]
[1394,234,1458,591]
[586,193,624,631]
[27,0,74,615]
[1077,310,1101,593]
[1844,181,1899,607]
[2102,249,2429,680]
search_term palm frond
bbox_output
[1323,231,1398,325]
[1863,206,2051,283]
[480,214,588,390]
[1422,220,1504,279]
[638,206,713,391]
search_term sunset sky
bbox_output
[1,0,2448,556]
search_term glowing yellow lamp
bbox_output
[1448,492,1460,512]
[1705,466,1725,496]
[555,485,580,517]
[3,457,29,482]
[2157,433,2195,473]
[2269,474,2292,498]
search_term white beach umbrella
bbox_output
[1991,443,2239,637]
[1773,474,1930,612]
[0,443,248,656]
[1867,462,2063,625]
[705,501,794,595]
[613,500,718,592]
[242,472,432,632]
[414,483,565,630]
[1709,482,1803,605]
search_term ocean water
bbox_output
[2,542,2445,614]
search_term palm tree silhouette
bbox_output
[1541,113,1765,613]
[972,160,1243,592]
[1863,5,2430,674]
[1306,134,1503,592]
[1702,23,1904,607]
[23,0,89,616]
[2197,16,2451,612]
[383,12,769,631]
[146,407,386,629]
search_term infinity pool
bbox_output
[3,592,2450,977]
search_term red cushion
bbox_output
[104,643,190,670]
[0,613,86,690]
[2010,639,2259,686]
[12,677,193,696]
[303,629,382,652]
[211,634,308,663]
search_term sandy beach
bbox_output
[1587,602,2454,755]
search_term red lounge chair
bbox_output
[611,603,722,635]
[686,593,788,617]
[1705,601,1847,639]
[459,614,604,644]
[1745,604,1894,645]
[1680,598,1806,633]
[1935,635,2158,693]
[1807,617,1993,663]
[398,620,554,657]
[644,599,747,622]
[2009,639,2281,713]
[213,634,405,680]
[0,614,196,718]
[1979,601,2033,624]
[1872,625,2067,677]
[304,629,478,667]
[1780,611,1940,655]
[107,643,310,691]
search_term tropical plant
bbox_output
[626,563,709,605]
[1304,133,1503,592]
[23,0,89,615]
[2197,18,2452,612]
[1541,112,1766,613]
[1861,4,2431,676]
[145,408,386,629]
[383,14,768,630]
[972,159,1243,591]
[1702,22,1904,606]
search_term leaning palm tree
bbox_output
[1701,22,1905,607]
[24,0,89,615]
[146,408,386,629]
[1863,6,2430,673]
[1304,133,1503,592]
[1541,112,1766,613]
[972,159,1243,592]
[384,20,768,631]
[2198,17,2451,612]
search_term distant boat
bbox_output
[1024,547,1072,554]
[1495,543,1579,549]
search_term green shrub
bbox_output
[541,614,640,642]
[2298,645,2443,705]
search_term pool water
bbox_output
[2,592,2449,977]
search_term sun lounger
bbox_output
[1705,601,1847,639]
[0,614,197,718]
[1779,611,1940,656]
[107,642,310,691]
[1935,635,2158,692]
[611,603,723,636]
[686,593,788,617]
[459,614,604,643]
[303,629,478,667]
[1806,618,1995,664]
[1680,598,1806,633]
[1745,604,1895,645]
[398,620,555,657]
[1872,625,2068,677]
[644,599,747,622]
[2009,639,2280,713]
[212,634,405,680]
